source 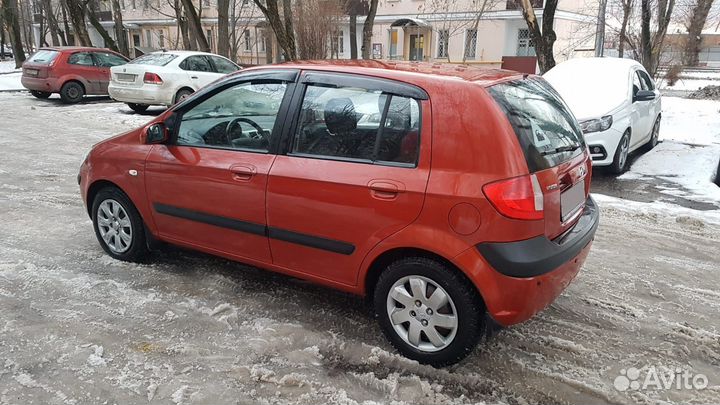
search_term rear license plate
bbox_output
[116,73,136,82]
[561,181,585,221]
[25,69,38,76]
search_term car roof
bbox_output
[147,50,222,57]
[550,56,643,71]
[241,60,527,87]
[40,46,115,53]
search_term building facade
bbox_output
[33,0,599,72]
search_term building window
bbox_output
[145,30,152,47]
[130,0,136,8]
[464,29,477,59]
[158,30,165,48]
[143,0,149,9]
[259,30,266,52]
[207,29,214,51]
[517,28,536,56]
[119,0,125,9]
[338,30,345,54]
[244,29,251,51]
[388,29,398,59]
[437,29,449,58]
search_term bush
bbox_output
[665,65,684,87]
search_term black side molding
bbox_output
[153,203,355,256]
[476,196,600,278]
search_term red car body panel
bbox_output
[22,47,126,95]
[80,61,598,325]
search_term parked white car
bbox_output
[544,57,662,174]
[108,50,240,112]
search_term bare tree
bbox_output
[41,0,62,46]
[253,0,296,60]
[295,0,341,59]
[639,0,675,75]
[63,0,92,46]
[617,0,633,57]
[518,0,559,73]
[360,0,377,59]
[180,0,210,51]
[87,0,119,51]
[1,0,27,67]
[217,0,229,57]
[112,0,129,55]
[681,0,715,65]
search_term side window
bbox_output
[94,52,127,67]
[632,71,643,95]
[176,81,288,152]
[180,55,213,72]
[638,70,655,91]
[67,52,95,66]
[210,56,240,74]
[291,84,421,165]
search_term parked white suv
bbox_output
[108,50,240,112]
[544,57,661,174]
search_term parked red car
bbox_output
[78,61,599,366]
[22,46,128,103]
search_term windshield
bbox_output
[488,77,585,172]
[129,53,177,66]
[27,50,59,64]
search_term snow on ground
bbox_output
[1,93,719,404]
[618,96,720,207]
[0,61,22,91]
[658,68,720,91]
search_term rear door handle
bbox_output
[368,180,405,200]
[230,164,256,181]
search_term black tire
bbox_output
[30,90,51,99]
[127,103,149,113]
[174,88,193,104]
[373,257,485,367]
[91,187,149,262]
[646,117,661,150]
[609,130,631,175]
[59,81,84,104]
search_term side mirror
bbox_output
[145,123,168,144]
[633,90,655,102]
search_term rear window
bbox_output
[129,53,177,66]
[27,50,59,64]
[488,77,585,171]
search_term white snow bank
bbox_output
[593,193,720,226]
[0,72,23,91]
[0,60,20,73]
[659,97,720,146]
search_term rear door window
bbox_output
[27,50,59,64]
[94,52,128,67]
[290,85,421,165]
[488,77,584,171]
[209,56,240,74]
[180,56,214,72]
[67,52,96,66]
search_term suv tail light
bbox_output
[482,174,544,220]
[143,72,163,85]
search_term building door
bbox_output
[409,34,424,61]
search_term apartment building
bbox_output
[33,0,599,72]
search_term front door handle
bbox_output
[230,164,256,181]
[368,180,405,200]
[191,76,198,79]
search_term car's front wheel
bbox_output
[91,187,148,262]
[647,117,661,150]
[374,257,484,367]
[30,90,51,99]
[127,103,149,113]
[610,130,631,174]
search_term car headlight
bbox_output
[579,115,613,134]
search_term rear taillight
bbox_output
[482,174,544,220]
[143,72,163,84]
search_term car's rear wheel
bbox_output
[91,187,148,262]
[174,88,193,104]
[59,81,84,104]
[374,257,484,367]
[610,130,631,174]
[127,103,149,113]
[647,117,661,150]
[30,90,51,99]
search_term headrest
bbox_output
[324,97,357,134]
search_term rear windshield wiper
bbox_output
[540,145,581,156]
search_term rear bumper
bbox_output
[459,196,599,326]
[108,83,174,106]
[21,76,61,93]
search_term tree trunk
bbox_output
[112,0,129,56]
[361,0,377,59]
[253,0,296,60]
[87,4,119,51]
[42,0,61,46]
[175,0,194,50]
[618,0,632,58]
[519,0,557,73]
[1,0,26,67]
[683,0,713,66]
[180,0,210,52]
[217,0,229,57]
[63,0,92,46]
[60,0,72,45]
[349,13,357,59]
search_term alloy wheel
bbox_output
[96,199,133,254]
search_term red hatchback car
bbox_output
[79,61,599,366]
[22,46,128,103]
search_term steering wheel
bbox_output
[225,117,266,145]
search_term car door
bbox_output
[144,70,298,263]
[265,72,431,286]
[180,55,222,89]
[67,52,102,93]
[92,51,128,93]
[630,69,652,148]
[637,68,661,137]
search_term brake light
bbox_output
[143,72,163,84]
[482,174,544,220]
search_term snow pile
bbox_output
[0,60,19,73]
[687,85,720,100]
